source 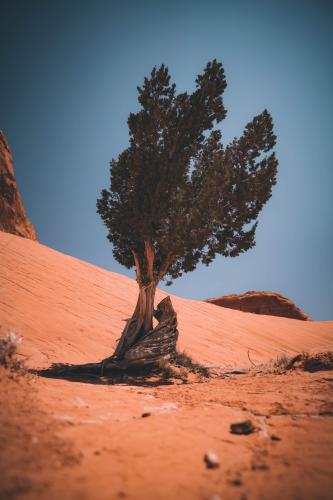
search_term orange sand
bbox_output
[0,230,332,500]
[0,231,331,369]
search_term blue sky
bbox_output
[1,0,332,319]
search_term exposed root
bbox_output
[37,350,212,386]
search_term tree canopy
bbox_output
[97,60,278,287]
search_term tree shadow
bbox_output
[32,362,178,387]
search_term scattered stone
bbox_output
[141,412,151,418]
[204,451,220,469]
[229,478,243,486]
[230,420,255,435]
[251,463,269,470]
[271,434,281,441]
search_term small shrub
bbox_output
[273,354,293,370]
[302,352,333,372]
[250,354,294,375]
[250,351,333,375]
[157,358,177,379]
[178,366,189,381]
[170,351,210,378]
[0,331,23,367]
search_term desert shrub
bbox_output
[0,331,22,367]
[170,351,210,378]
[301,352,333,372]
[250,351,333,375]
[156,352,210,382]
[157,358,176,379]
[273,354,294,370]
[250,353,294,375]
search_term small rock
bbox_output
[229,478,243,486]
[230,420,255,435]
[251,463,269,470]
[271,434,281,441]
[204,451,220,469]
[141,412,151,418]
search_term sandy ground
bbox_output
[1,367,333,500]
[0,231,333,500]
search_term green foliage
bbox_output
[97,60,278,284]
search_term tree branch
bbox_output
[144,240,155,282]
[131,249,142,284]
[157,256,173,282]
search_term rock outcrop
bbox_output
[206,291,310,321]
[0,131,37,240]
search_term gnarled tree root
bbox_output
[101,296,179,374]
[43,296,179,378]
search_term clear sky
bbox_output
[1,0,332,319]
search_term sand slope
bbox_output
[1,230,333,500]
[0,230,332,368]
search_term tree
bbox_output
[97,60,278,369]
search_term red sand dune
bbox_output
[0,230,332,369]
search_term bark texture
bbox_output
[102,239,179,370]
[99,238,179,371]
[124,296,178,366]
[103,295,179,371]
[113,283,157,360]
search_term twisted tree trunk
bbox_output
[44,288,178,378]
[112,282,157,360]
[123,295,178,366]
[42,242,178,377]
[102,290,178,371]
[101,241,179,371]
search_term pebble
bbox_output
[230,419,255,435]
[141,412,151,418]
[204,451,220,469]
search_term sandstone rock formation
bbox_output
[206,291,310,321]
[0,131,37,240]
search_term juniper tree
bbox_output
[97,60,278,366]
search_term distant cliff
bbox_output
[206,291,310,321]
[0,131,37,240]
